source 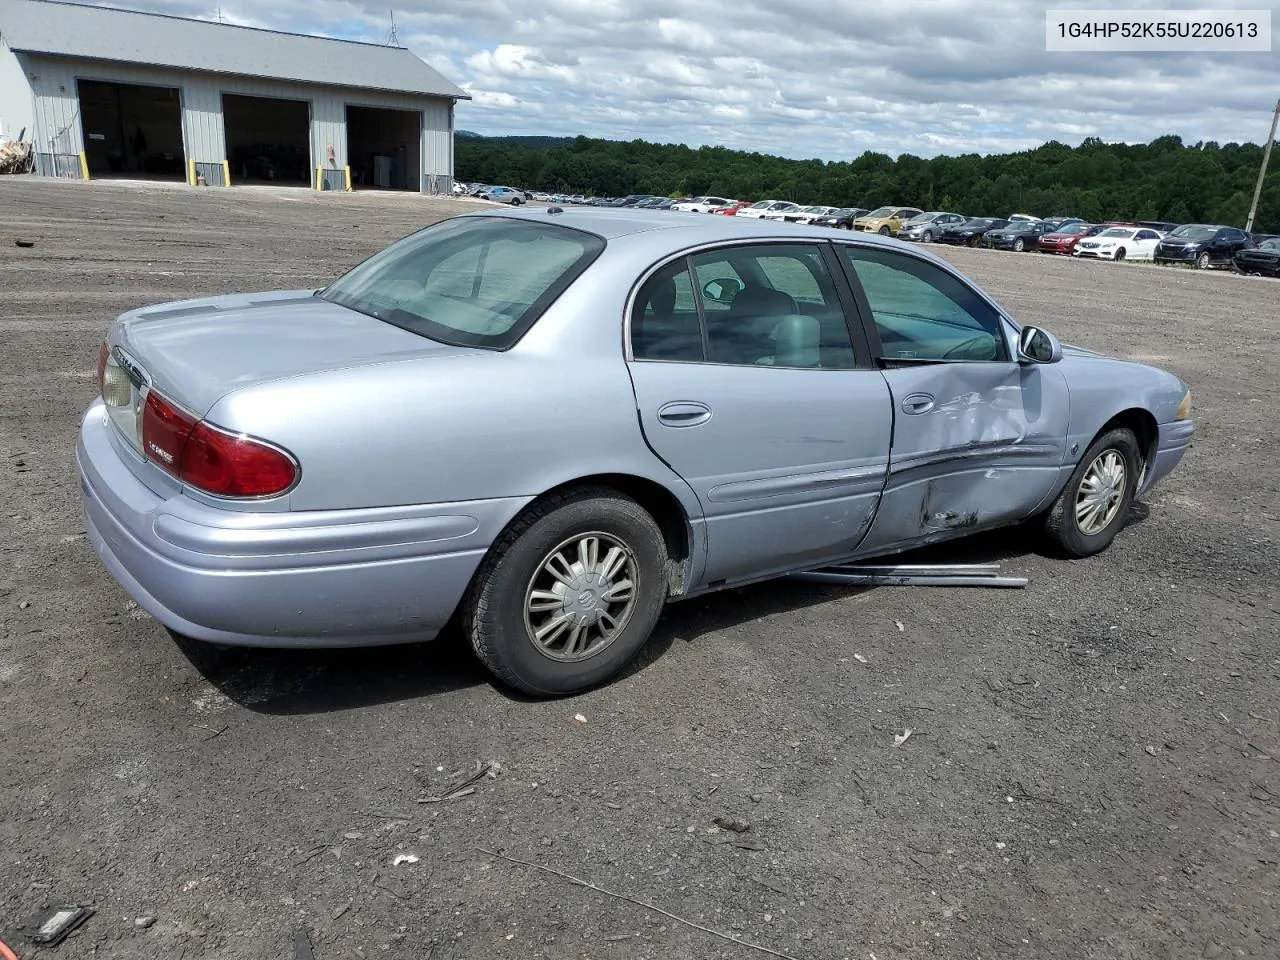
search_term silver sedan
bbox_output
[79,209,1194,695]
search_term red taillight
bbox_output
[142,390,297,498]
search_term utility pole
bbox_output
[1245,98,1279,233]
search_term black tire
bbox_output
[1196,251,1212,270]
[878,226,891,236]
[1042,428,1141,558]
[464,486,668,696]
[1013,237,1026,252]
[1114,247,1126,262]
[968,235,981,247]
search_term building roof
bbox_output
[0,0,469,100]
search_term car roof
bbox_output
[460,205,923,247]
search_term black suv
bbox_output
[1154,224,1254,269]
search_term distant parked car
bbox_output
[759,202,804,221]
[712,201,755,216]
[853,206,924,235]
[1007,214,1041,223]
[895,212,967,242]
[812,208,869,229]
[782,205,842,224]
[483,186,525,205]
[79,207,1194,696]
[1073,226,1165,262]
[937,218,1009,246]
[1037,222,1108,255]
[1154,224,1254,269]
[1232,236,1280,276]
[737,200,792,220]
[1136,221,1181,233]
[983,219,1078,251]
[672,196,733,213]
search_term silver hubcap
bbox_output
[523,532,638,663]
[1075,450,1127,535]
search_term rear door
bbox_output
[625,242,892,585]
[833,243,1070,553]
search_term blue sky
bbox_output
[79,0,1280,160]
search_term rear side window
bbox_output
[321,216,605,349]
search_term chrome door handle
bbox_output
[901,393,935,415]
[657,401,712,427]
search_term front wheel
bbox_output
[1113,247,1126,262]
[1196,251,1212,269]
[1042,428,1140,558]
[878,226,891,236]
[1013,238,1026,252]
[922,229,934,242]
[464,487,668,696]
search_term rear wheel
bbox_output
[1196,251,1212,269]
[464,487,668,696]
[1043,428,1140,558]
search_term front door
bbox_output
[626,242,893,585]
[834,243,1070,554]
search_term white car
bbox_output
[737,200,791,220]
[759,202,803,221]
[782,205,842,224]
[1008,213,1041,223]
[1073,226,1165,262]
[671,196,733,214]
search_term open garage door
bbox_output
[346,105,421,191]
[222,94,311,186]
[78,80,185,180]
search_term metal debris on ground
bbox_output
[416,760,501,803]
[789,562,1028,589]
[22,904,94,946]
[894,728,915,747]
[392,854,420,866]
[15,239,35,248]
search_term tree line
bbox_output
[455,132,1279,231]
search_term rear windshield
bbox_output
[321,216,604,349]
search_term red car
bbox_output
[712,200,754,216]
[1037,222,1105,254]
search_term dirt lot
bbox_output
[1,178,1277,960]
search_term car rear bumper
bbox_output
[77,401,526,648]
[1141,419,1194,494]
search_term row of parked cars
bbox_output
[454,183,1280,276]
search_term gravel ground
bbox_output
[1,177,1277,960]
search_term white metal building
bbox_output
[0,0,469,192]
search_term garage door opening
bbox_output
[78,80,185,180]
[346,105,421,191]
[222,94,311,186]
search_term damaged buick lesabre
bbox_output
[77,207,1193,695]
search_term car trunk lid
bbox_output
[111,289,470,416]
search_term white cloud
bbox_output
[82,0,1280,159]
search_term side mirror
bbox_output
[702,277,743,304]
[1017,325,1062,364]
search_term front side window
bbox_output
[322,216,604,349]
[631,244,857,369]
[839,246,1007,363]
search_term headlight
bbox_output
[1175,389,1192,421]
